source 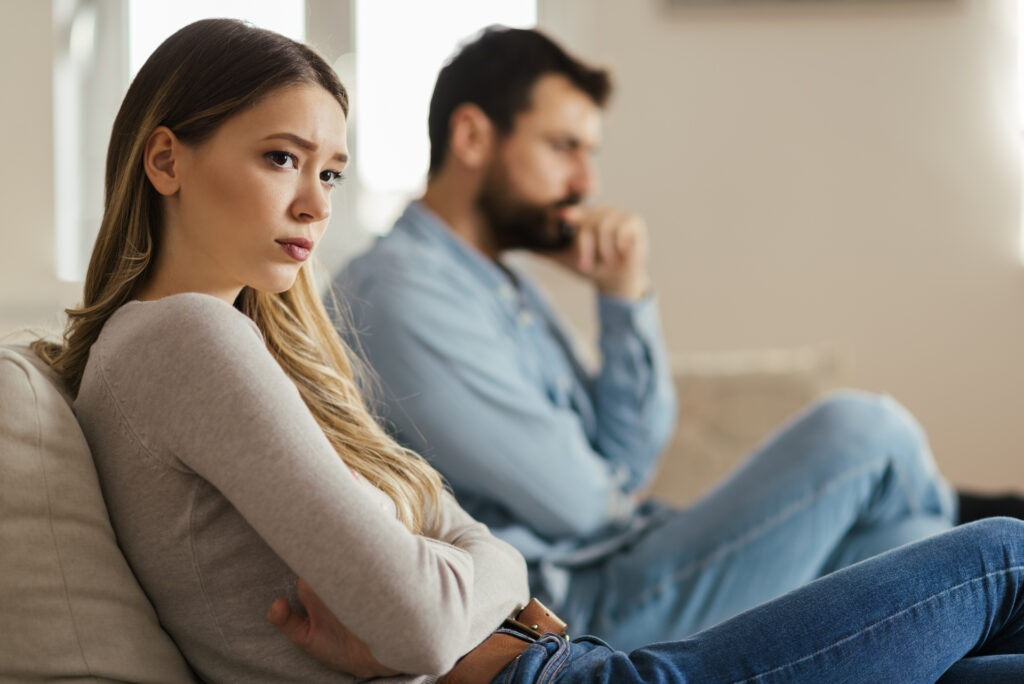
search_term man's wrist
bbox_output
[596,275,651,301]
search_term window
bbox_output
[1019,4,1024,264]
[53,0,305,283]
[54,1,536,282]
[128,1,304,77]
[352,0,536,236]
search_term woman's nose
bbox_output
[293,177,331,222]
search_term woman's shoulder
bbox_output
[104,293,261,349]
[90,293,266,387]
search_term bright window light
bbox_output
[1019,2,1024,264]
[55,1,305,283]
[129,1,305,77]
[355,0,536,197]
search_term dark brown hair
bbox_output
[428,25,611,175]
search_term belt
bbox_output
[440,598,569,684]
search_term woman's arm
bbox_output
[102,294,527,674]
[267,578,400,678]
[267,493,528,676]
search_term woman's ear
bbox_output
[448,104,495,171]
[143,126,183,196]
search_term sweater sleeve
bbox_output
[96,294,527,675]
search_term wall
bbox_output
[1,0,1020,490]
[536,0,1024,490]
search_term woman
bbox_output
[36,18,1024,683]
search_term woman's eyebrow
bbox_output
[262,132,349,163]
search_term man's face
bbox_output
[477,74,602,252]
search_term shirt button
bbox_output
[517,311,533,327]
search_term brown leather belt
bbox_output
[440,598,569,684]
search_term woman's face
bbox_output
[152,83,348,303]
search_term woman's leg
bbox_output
[508,519,1024,683]
[940,655,1024,684]
[562,391,957,648]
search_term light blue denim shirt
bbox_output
[334,202,677,601]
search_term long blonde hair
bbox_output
[35,18,444,533]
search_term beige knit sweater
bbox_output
[75,293,529,683]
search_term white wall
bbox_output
[1,0,1020,490]
[535,0,1024,489]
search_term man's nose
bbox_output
[570,153,598,198]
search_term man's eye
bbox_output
[321,170,346,188]
[266,151,297,168]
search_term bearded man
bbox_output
[333,26,1015,649]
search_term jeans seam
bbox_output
[734,565,1024,683]
[536,636,572,683]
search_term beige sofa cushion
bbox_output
[650,347,844,507]
[0,345,195,682]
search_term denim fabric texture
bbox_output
[336,201,957,648]
[558,391,957,650]
[495,519,1024,683]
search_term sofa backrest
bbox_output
[0,344,196,682]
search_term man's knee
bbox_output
[808,390,921,437]
[799,390,930,465]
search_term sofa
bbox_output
[650,347,843,506]
[0,344,196,682]
[0,340,837,680]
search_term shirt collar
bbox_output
[398,201,519,304]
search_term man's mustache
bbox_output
[552,194,583,245]
[553,194,583,210]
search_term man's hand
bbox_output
[267,578,400,678]
[548,206,651,300]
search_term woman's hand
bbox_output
[267,578,401,678]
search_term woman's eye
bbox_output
[266,151,297,169]
[320,170,346,188]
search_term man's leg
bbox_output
[505,520,1024,683]
[559,391,956,649]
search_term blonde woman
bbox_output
[38,18,1024,683]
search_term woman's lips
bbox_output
[276,237,313,262]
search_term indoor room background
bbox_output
[1,0,1020,494]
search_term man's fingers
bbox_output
[615,220,636,257]
[574,226,595,273]
[596,210,623,266]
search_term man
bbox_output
[334,26,1012,649]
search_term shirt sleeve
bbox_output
[344,266,660,541]
[100,294,528,675]
[589,292,678,491]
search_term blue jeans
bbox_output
[499,519,1024,683]
[555,391,957,650]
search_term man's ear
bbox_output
[447,104,495,171]
[143,126,183,196]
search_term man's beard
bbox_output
[477,163,581,253]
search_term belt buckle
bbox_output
[502,615,569,641]
[502,615,544,640]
